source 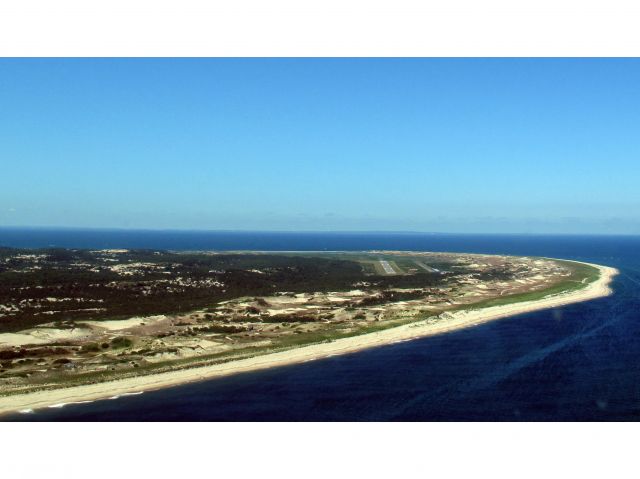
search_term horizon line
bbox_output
[1,225,639,237]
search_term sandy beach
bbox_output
[0,260,618,416]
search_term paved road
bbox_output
[414,260,440,273]
[379,260,396,274]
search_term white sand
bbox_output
[0,261,618,415]
[0,315,168,348]
[0,328,93,347]
[82,315,167,331]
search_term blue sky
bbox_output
[1,58,638,234]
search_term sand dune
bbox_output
[0,261,618,416]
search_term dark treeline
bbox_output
[0,248,462,333]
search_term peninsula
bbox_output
[0,248,617,414]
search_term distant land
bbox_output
[0,247,616,414]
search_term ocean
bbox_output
[2,228,639,421]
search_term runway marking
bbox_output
[379,260,396,275]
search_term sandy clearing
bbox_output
[82,315,167,331]
[0,328,94,347]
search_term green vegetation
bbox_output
[0,248,604,399]
[0,248,457,333]
[81,343,101,353]
[110,337,133,349]
[0,316,424,397]
[466,260,599,310]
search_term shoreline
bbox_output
[0,260,618,416]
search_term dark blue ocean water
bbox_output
[2,229,640,421]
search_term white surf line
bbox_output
[109,391,144,400]
[47,400,95,409]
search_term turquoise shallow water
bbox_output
[2,230,639,421]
